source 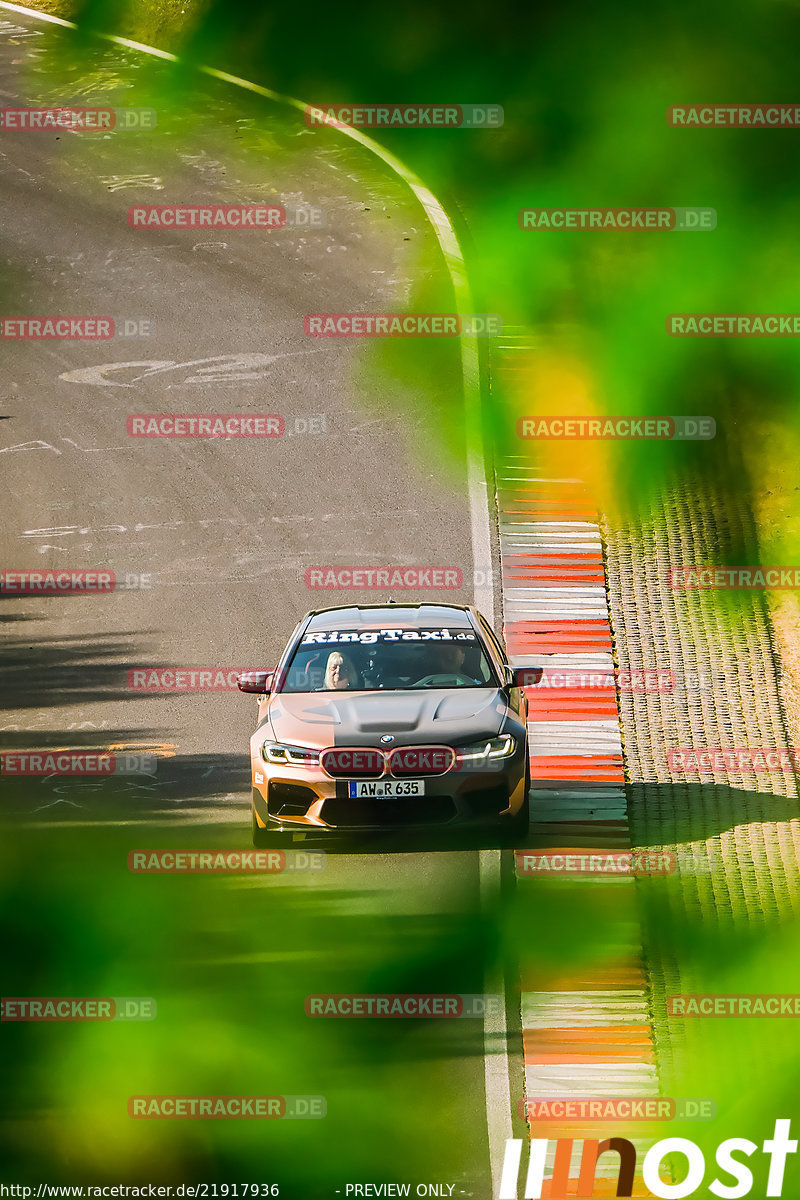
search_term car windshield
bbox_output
[279,626,497,693]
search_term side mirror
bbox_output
[237,670,275,695]
[510,666,543,688]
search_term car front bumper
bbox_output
[249,736,528,833]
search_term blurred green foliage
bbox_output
[7,1,800,1191]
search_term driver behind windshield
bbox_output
[431,642,467,676]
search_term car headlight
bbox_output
[261,741,320,767]
[456,734,517,762]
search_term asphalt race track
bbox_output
[0,13,511,1194]
[8,5,800,1200]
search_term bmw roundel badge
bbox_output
[380,735,394,744]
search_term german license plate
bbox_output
[347,779,425,798]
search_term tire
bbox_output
[505,761,531,840]
[251,804,271,847]
[252,802,298,848]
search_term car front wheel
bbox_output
[251,805,271,847]
[504,760,530,840]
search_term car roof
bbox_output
[304,604,475,631]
